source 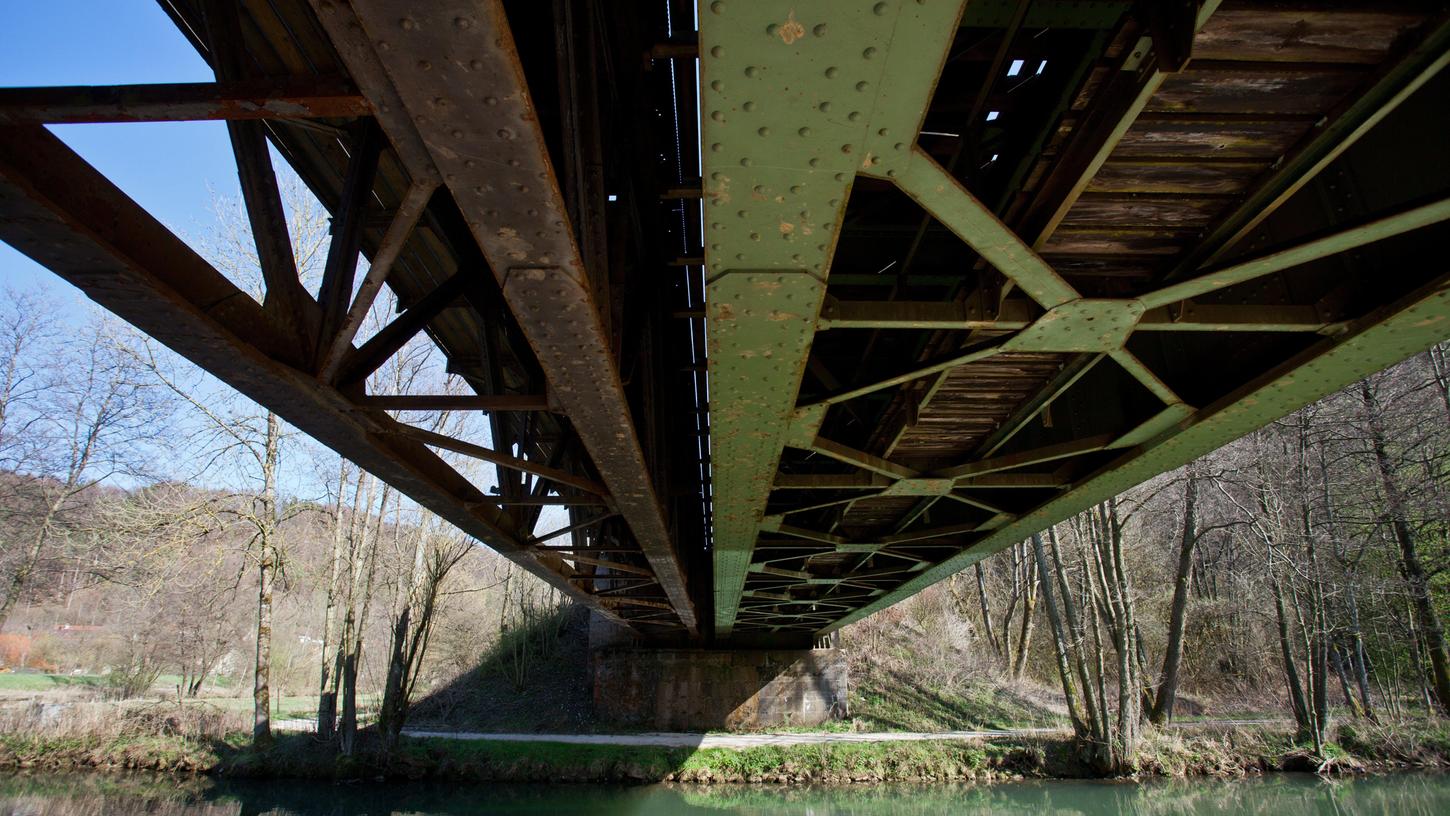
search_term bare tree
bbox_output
[1361,377,1450,714]
[0,315,165,633]
[122,169,331,745]
[377,515,471,748]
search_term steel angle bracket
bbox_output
[701,0,967,636]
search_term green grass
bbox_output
[4,717,1447,784]
[200,693,379,719]
[152,674,235,690]
[0,673,237,694]
[0,673,104,691]
[849,664,1064,733]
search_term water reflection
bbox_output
[0,772,1447,815]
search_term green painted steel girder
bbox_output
[1141,196,1450,310]
[819,275,1450,634]
[702,0,1450,641]
[701,0,967,636]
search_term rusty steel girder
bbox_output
[0,123,644,629]
[309,0,698,634]
[0,78,369,125]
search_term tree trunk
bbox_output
[252,411,281,748]
[1271,569,1312,738]
[253,540,276,747]
[1012,548,1038,680]
[1150,464,1199,724]
[1103,500,1141,771]
[1361,380,1450,715]
[0,519,55,633]
[974,563,1001,658]
[1030,531,1087,737]
[1049,525,1104,741]
[1331,645,1364,718]
[1346,587,1375,720]
[316,463,350,739]
[339,622,359,755]
[379,515,429,747]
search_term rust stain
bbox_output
[710,174,732,205]
[779,221,795,235]
[778,11,805,45]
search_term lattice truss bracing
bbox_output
[701,1,1450,638]
[0,0,715,636]
[2,1,1449,646]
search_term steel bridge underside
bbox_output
[1,1,1448,646]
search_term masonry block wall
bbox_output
[591,648,848,730]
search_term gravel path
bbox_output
[273,719,1285,748]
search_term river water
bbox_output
[0,772,1446,814]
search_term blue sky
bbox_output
[0,1,239,295]
[0,3,326,496]
[0,4,516,516]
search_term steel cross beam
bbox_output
[0,124,648,628]
[311,0,697,634]
[704,1,1450,638]
[0,78,370,124]
[820,273,1450,633]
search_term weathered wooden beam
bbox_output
[1018,2,1224,248]
[975,353,1105,458]
[934,434,1117,481]
[804,436,919,482]
[1170,15,1450,276]
[1141,196,1450,309]
[800,336,1005,408]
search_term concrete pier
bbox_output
[591,647,848,730]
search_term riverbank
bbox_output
[2,718,1446,784]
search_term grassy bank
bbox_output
[2,718,1447,784]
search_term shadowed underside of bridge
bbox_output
[1,1,1448,647]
